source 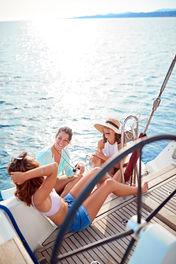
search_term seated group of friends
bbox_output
[8,118,148,233]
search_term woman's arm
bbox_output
[94,139,108,161]
[11,162,58,205]
[10,162,57,184]
[97,139,104,152]
[75,162,85,175]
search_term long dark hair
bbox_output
[103,133,121,144]
[7,152,44,206]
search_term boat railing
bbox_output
[120,115,139,184]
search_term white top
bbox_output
[104,141,118,157]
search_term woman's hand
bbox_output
[94,151,107,161]
[76,162,85,174]
[10,171,26,185]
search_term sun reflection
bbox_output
[25,19,127,124]
[28,19,100,82]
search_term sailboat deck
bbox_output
[34,165,176,264]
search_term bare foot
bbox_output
[134,182,148,197]
[142,182,148,193]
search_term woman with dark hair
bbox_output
[91,118,125,176]
[36,126,84,197]
[8,152,148,233]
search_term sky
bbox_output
[0,0,176,21]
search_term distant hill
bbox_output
[73,9,176,19]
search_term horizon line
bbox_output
[0,8,176,22]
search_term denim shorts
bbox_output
[64,193,92,232]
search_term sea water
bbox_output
[0,18,176,191]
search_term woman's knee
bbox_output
[90,155,102,167]
[103,178,114,189]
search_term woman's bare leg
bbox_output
[70,167,109,198]
[60,174,83,198]
[90,155,103,167]
[83,179,113,221]
[69,167,148,223]
[55,175,83,195]
[83,178,148,222]
[90,155,115,176]
[111,180,148,196]
[113,169,121,182]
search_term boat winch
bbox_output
[127,215,176,264]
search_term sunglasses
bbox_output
[12,157,24,163]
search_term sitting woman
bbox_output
[91,118,126,177]
[36,126,84,197]
[8,152,148,233]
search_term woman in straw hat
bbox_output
[91,118,126,178]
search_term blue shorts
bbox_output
[64,193,92,232]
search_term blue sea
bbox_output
[0,18,176,191]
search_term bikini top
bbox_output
[31,189,61,217]
[104,141,118,157]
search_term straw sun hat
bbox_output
[94,118,121,135]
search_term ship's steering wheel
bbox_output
[50,134,176,264]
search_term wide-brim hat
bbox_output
[94,118,121,134]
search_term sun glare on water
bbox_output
[27,19,103,121]
[29,18,99,78]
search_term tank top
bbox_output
[104,141,118,157]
